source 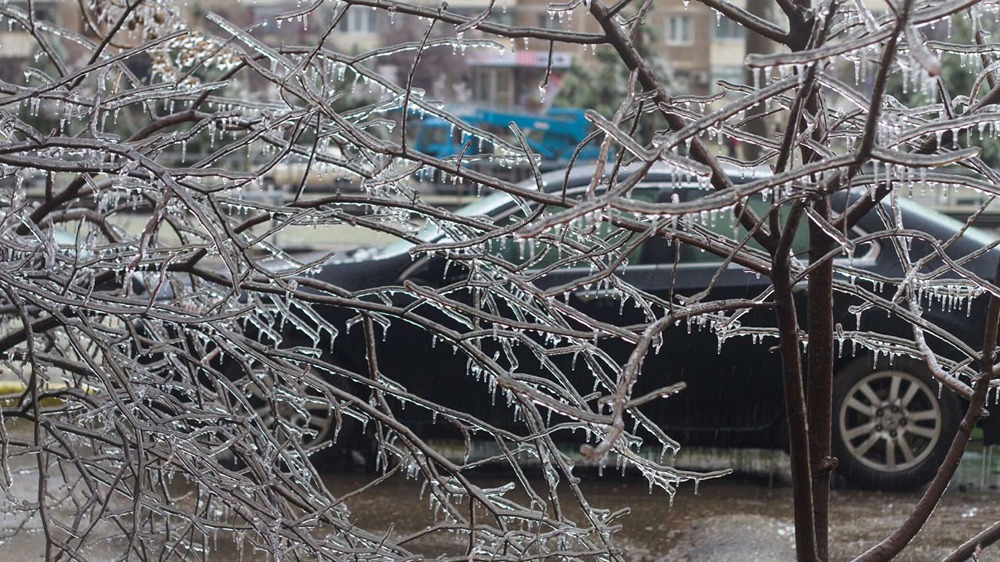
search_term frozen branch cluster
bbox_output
[1,0,1000,559]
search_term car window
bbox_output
[631,188,681,266]
[678,193,875,264]
[377,190,515,258]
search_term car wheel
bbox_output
[832,357,961,490]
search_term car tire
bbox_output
[832,356,962,490]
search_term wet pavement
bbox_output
[3,429,1000,560]
[317,444,1000,561]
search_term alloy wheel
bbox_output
[837,369,943,473]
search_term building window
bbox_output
[667,15,693,45]
[339,9,377,34]
[713,17,745,41]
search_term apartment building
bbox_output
[450,0,750,106]
[0,0,750,102]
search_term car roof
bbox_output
[375,163,997,264]
[369,163,768,259]
[457,161,770,216]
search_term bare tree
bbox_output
[2,0,1000,560]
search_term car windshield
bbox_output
[376,190,515,257]
[374,164,762,260]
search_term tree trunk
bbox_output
[807,196,835,561]
[771,205,818,562]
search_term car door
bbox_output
[539,186,795,447]
[639,190,792,445]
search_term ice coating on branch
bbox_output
[3,0,1000,558]
[906,24,942,77]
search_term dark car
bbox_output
[235,165,1000,490]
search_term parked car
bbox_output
[231,164,1000,490]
